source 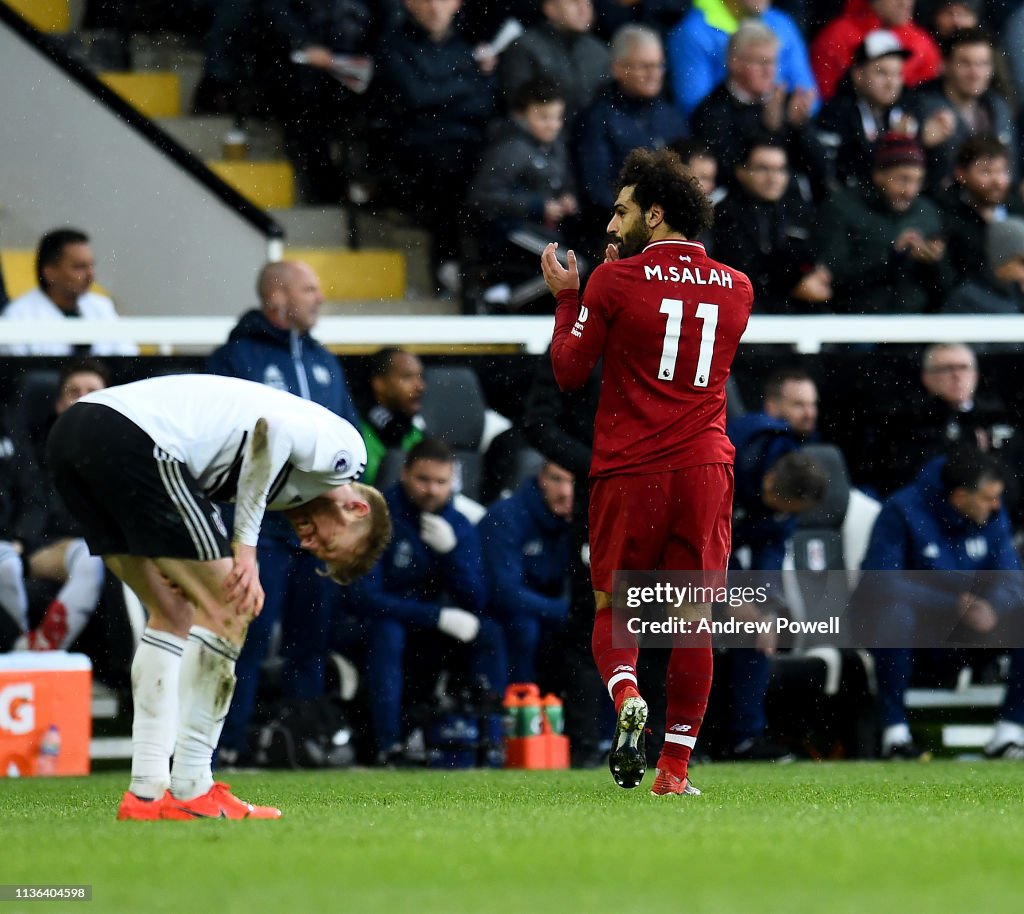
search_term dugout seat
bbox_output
[419,365,487,502]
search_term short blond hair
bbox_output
[323,483,392,585]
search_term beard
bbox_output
[617,220,653,258]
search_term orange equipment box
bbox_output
[0,653,92,777]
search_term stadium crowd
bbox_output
[4,0,1024,769]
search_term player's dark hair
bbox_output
[37,228,90,289]
[511,77,564,112]
[616,147,714,239]
[405,436,454,467]
[940,26,993,60]
[763,367,813,401]
[58,357,112,390]
[954,134,1009,170]
[740,133,787,166]
[940,445,1004,494]
[769,451,828,504]
[324,483,392,585]
[368,347,406,379]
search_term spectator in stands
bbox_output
[946,216,1024,314]
[373,0,497,295]
[574,25,688,228]
[190,0,255,115]
[352,438,506,761]
[690,21,824,186]
[811,0,941,103]
[591,0,688,40]
[815,133,952,313]
[467,78,580,313]
[359,347,425,486]
[261,0,374,203]
[670,138,719,200]
[11,360,111,654]
[0,228,138,357]
[928,0,981,39]
[711,135,830,312]
[905,27,1015,194]
[498,0,612,125]
[724,378,828,761]
[935,135,1013,288]
[856,447,1024,760]
[667,0,817,119]
[208,260,360,765]
[1006,4,1024,106]
[814,30,913,188]
[478,462,573,683]
[868,343,1022,496]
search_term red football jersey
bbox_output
[551,239,753,478]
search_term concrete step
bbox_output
[270,207,350,247]
[352,209,433,299]
[99,71,182,118]
[320,295,459,318]
[156,116,285,161]
[6,0,70,32]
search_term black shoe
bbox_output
[608,695,648,789]
[984,742,1024,760]
[729,737,796,763]
[882,741,932,761]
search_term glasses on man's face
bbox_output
[926,363,975,374]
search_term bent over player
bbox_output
[47,374,390,820]
[542,148,753,796]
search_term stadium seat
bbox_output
[5,0,69,33]
[420,366,488,502]
[284,247,406,301]
[99,72,182,119]
[206,160,296,210]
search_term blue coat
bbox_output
[478,478,570,622]
[861,458,1023,614]
[207,308,359,539]
[574,85,689,212]
[667,0,818,118]
[727,412,801,570]
[353,483,487,627]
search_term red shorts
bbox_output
[588,464,733,593]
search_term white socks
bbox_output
[0,542,28,631]
[129,628,187,800]
[54,539,105,648]
[170,626,240,801]
[881,723,913,753]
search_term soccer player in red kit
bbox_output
[541,148,753,796]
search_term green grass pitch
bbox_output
[3,763,1023,914]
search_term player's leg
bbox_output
[149,554,278,817]
[25,538,106,650]
[103,553,194,817]
[652,464,732,796]
[589,475,672,789]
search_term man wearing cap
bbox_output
[811,0,941,103]
[815,30,914,187]
[816,131,952,313]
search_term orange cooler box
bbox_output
[0,653,92,777]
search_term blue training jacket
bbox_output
[478,478,571,623]
[861,457,1023,613]
[352,483,487,627]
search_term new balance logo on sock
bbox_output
[669,724,692,733]
[612,665,635,674]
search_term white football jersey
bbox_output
[83,374,367,545]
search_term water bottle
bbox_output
[35,725,61,777]
[542,694,565,735]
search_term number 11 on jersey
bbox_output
[657,299,719,387]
